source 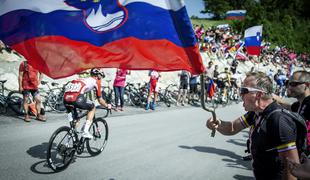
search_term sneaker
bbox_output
[82,131,93,139]
[114,107,118,112]
[36,114,46,122]
[24,115,31,122]
[120,107,124,111]
[150,102,155,110]
[145,103,150,110]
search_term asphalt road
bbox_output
[0,103,253,180]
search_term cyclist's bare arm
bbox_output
[98,97,109,108]
[206,117,245,136]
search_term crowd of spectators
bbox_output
[193,24,310,74]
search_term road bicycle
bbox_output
[40,81,66,113]
[46,106,109,172]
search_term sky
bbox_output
[183,0,209,18]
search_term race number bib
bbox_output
[65,82,82,92]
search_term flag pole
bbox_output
[200,73,217,137]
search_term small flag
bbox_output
[226,10,246,20]
[208,79,215,98]
[244,25,263,56]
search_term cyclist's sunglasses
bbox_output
[288,81,307,87]
[240,87,266,95]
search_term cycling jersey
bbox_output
[64,77,102,102]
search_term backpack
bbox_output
[263,109,308,155]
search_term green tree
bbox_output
[201,0,231,20]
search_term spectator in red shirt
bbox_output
[18,61,45,122]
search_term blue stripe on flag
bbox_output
[0,2,196,47]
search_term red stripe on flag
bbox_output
[226,16,245,20]
[246,46,261,56]
[12,36,205,79]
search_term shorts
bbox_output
[189,84,198,93]
[22,89,40,98]
[179,82,188,90]
[64,94,95,112]
[217,80,227,89]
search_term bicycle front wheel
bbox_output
[46,126,76,172]
[86,118,109,156]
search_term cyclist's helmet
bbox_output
[90,68,105,79]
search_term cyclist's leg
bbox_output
[75,95,95,137]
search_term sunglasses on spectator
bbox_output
[288,81,307,87]
[240,87,266,95]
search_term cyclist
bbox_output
[217,67,232,102]
[274,69,287,97]
[63,68,111,139]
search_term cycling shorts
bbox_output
[217,80,228,89]
[64,94,95,111]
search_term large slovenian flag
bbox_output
[244,25,263,56]
[226,10,246,20]
[0,0,205,79]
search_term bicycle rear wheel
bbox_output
[0,102,7,114]
[7,91,24,115]
[86,118,109,156]
[46,126,76,172]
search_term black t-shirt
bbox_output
[291,95,310,122]
[180,72,189,83]
[291,95,310,152]
[239,102,297,180]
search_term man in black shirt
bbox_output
[273,70,310,154]
[206,71,299,180]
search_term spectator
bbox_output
[206,71,300,179]
[113,68,130,111]
[273,70,310,154]
[146,70,160,110]
[177,70,190,106]
[188,73,199,104]
[18,60,45,122]
[230,59,238,74]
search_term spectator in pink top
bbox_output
[113,68,130,111]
